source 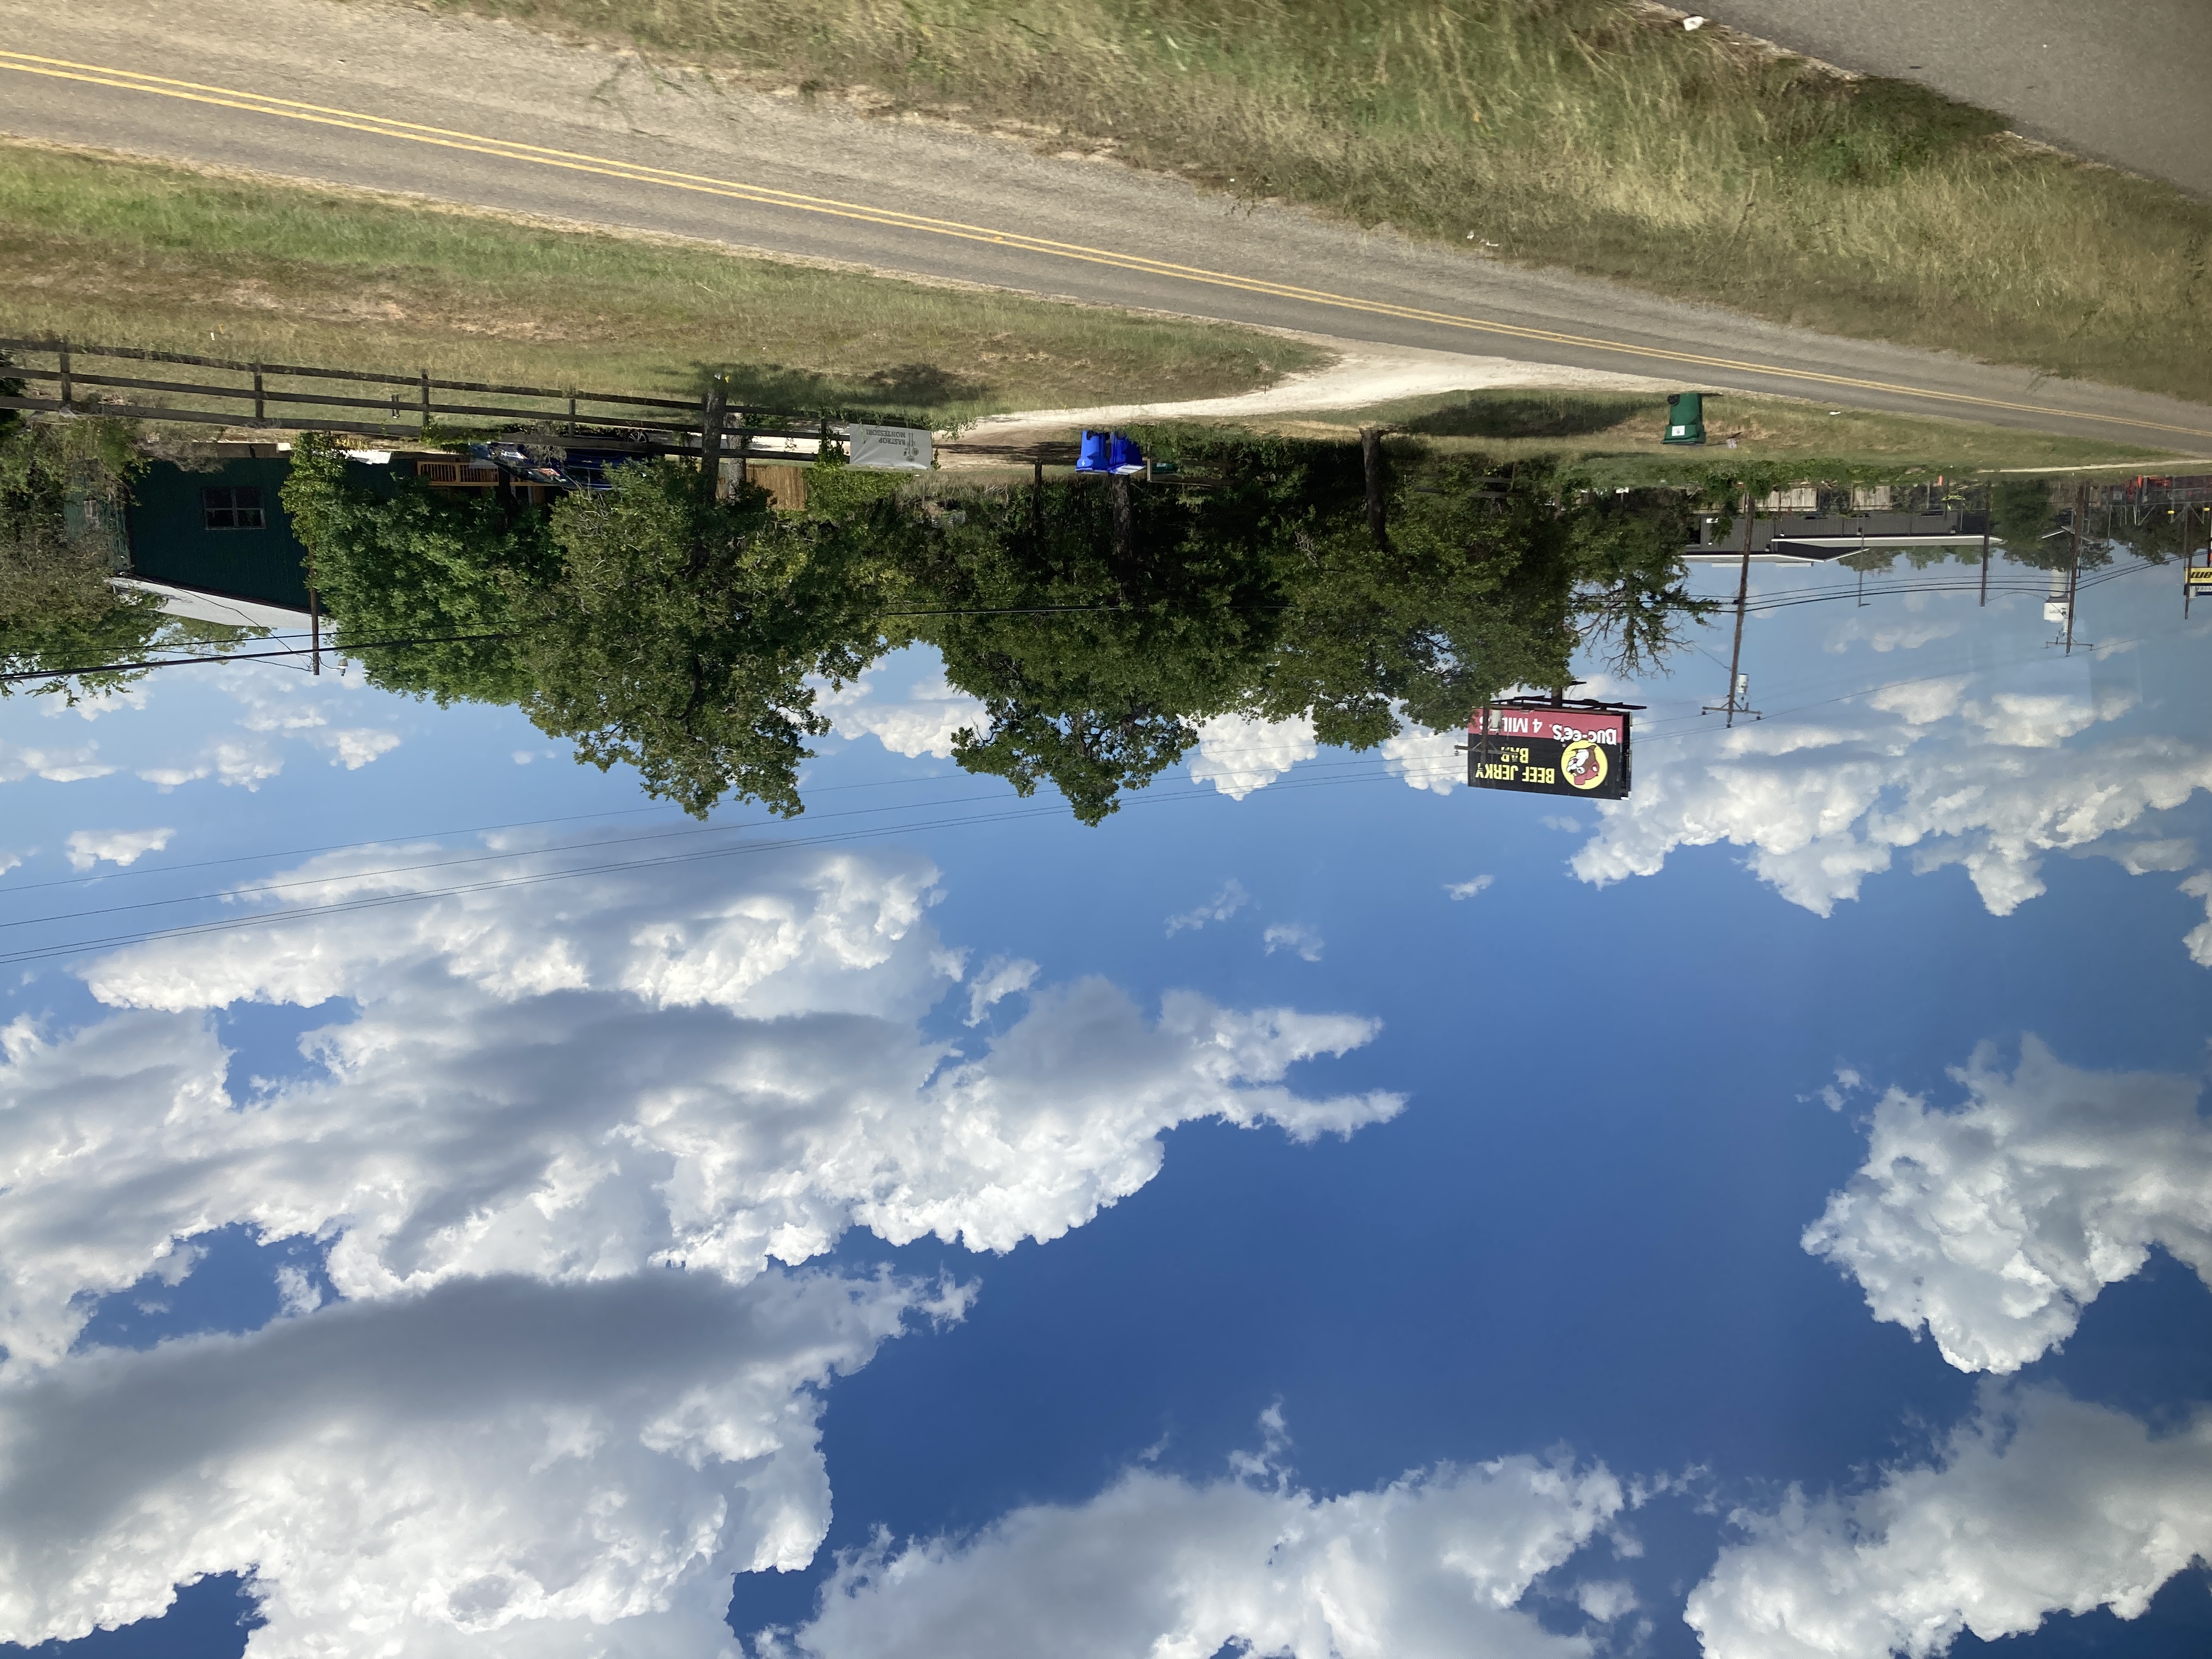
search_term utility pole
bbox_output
[2186,502,2196,620]
[1978,481,1990,606]
[2064,481,2085,653]
[1724,489,1753,726]
[1705,488,1760,724]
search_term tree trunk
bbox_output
[1109,475,1136,601]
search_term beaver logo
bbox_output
[1560,738,1609,792]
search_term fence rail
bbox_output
[0,338,1087,465]
[0,336,837,444]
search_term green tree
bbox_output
[519,458,894,818]
[0,415,170,701]
[904,436,1336,822]
[281,432,548,704]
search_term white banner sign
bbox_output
[848,424,934,472]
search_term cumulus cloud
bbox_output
[0,741,114,784]
[41,684,148,721]
[1571,666,2207,918]
[1187,714,1318,799]
[0,845,1401,1369]
[758,1423,1624,1659]
[88,662,408,790]
[0,1267,952,1657]
[1446,874,1495,900]
[1166,879,1250,935]
[821,674,989,760]
[1686,1384,2212,1659]
[2083,838,2196,875]
[63,828,173,871]
[1262,923,1324,962]
[1380,724,1463,795]
[1825,609,1962,656]
[314,727,402,769]
[1802,1038,2212,1373]
[962,956,1039,1026]
[138,739,285,791]
[2181,871,2212,966]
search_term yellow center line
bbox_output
[5,47,2209,442]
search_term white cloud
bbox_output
[0,846,1401,1370]
[1571,668,2209,919]
[2084,838,2196,875]
[1262,922,1324,962]
[40,684,148,721]
[1825,610,1962,655]
[1446,874,1495,901]
[1866,676,1968,725]
[2181,871,2212,966]
[962,956,1039,1026]
[1166,878,1249,935]
[758,1425,1624,1659]
[63,828,173,871]
[272,1262,324,1318]
[1686,1384,2212,1659]
[0,741,115,784]
[314,727,402,769]
[1187,714,1317,799]
[1574,1579,1638,1622]
[1802,1037,2212,1373]
[0,852,20,879]
[1540,815,1581,833]
[1380,724,1462,795]
[0,1267,951,1657]
[823,674,989,760]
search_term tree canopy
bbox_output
[287,432,1720,822]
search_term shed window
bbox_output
[201,486,265,530]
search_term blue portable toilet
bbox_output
[1076,430,1113,473]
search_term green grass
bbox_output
[1237,387,2185,483]
[430,0,2212,404]
[0,140,1321,424]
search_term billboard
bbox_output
[1466,706,1630,799]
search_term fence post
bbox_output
[252,365,266,424]
[57,340,70,412]
[419,369,432,436]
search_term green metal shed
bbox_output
[126,455,313,610]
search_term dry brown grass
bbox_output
[424,0,2212,403]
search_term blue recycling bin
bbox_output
[1076,430,1113,473]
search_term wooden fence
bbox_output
[0,338,1077,466]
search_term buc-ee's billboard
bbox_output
[1466,707,1631,799]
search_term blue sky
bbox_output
[1,548,2208,1659]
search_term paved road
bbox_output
[1695,0,2212,199]
[2,0,2208,452]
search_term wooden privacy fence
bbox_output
[0,338,1078,466]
